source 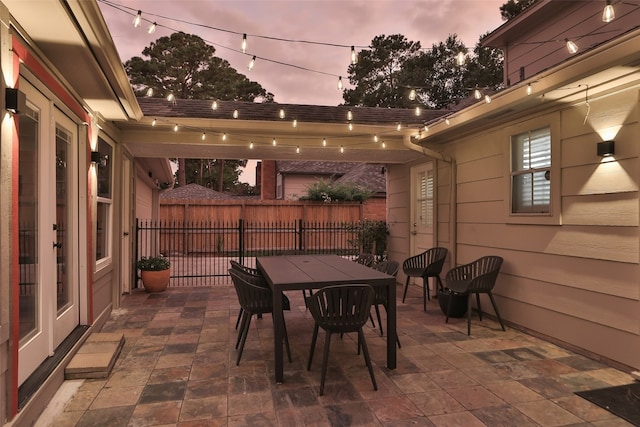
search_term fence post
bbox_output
[238,218,244,264]
[133,219,140,288]
[297,218,303,253]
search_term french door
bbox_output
[410,163,435,257]
[18,80,80,385]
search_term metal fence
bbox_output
[135,219,367,287]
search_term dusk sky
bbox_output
[98,0,508,107]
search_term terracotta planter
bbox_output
[140,269,170,292]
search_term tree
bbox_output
[464,33,504,92]
[125,32,273,191]
[342,34,422,108]
[500,0,537,20]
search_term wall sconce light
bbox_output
[90,151,101,164]
[6,87,26,114]
[597,140,615,157]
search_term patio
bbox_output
[38,283,635,426]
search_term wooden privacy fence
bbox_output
[136,219,375,287]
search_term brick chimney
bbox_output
[261,160,277,200]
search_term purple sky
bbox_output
[99,0,507,107]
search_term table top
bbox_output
[256,254,395,291]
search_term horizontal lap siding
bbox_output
[441,89,640,369]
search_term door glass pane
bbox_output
[55,125,71,312]
[19,105,40,341]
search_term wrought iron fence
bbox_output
[135,219,367,287]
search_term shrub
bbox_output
[136,256,170,271]
[300,179,372,202]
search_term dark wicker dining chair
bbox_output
[402,247,448,311]
[230,260,266,329]
[443,255,504,335]
[229,269,292,366]
[306,284,377,396]
[370,260,402,348]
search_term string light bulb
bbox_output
[166,93,175,103]
[248,55,256,70]
[350,46,357,64]
[374,134,378,143]
[211,100,218,110]
[222,133,227,141]
[147,22,157,34]
[565,39,579,54]
[424,125,428,132]
[474,88,482,100]
[408,88,416,101]
[455,51,466,66]
[173,124,179,132]
[396,123,402,131]
[279,109,285,119]
[272,138,277,146]
[526,84,533,96]
[132,10,142,28]
[233,109,239,118]
[445,118,450,125]
[145,87,154,97]
[201,132,206,140]
[415,107,421,116]
[292,119,297,128]
[340,145,344,154]
[337,76,343,90]
[296,145,300,154]
[322,138,327,147]
[249,141,254,149]
[241,33,247,53]
[151,118,157,127]
[602,0,615,23]
[347,110,353,121]
[484,94,492,104]
[381,141,386,149]
[348,123,353,131]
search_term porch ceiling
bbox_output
[5,0,141,121]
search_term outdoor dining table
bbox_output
[256,254,397,384]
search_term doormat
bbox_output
[575,382,640,426]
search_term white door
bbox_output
[18,81,80,385]
[410,163,435,257]
[120,157,133,296]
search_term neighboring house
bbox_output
[395,0,640,370]
[2,0,640,425]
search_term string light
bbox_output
[350,46,357,64]
[132,10,142,27]
[484,94,492,104]
[322,138,327,147]
[348,123,353,131]
[565,38,579,54]
[249,141,254,149]
[445,118,450,125]
[166,93,175,102]
[340,145,344,154]
[396,123,402,131]
[296,145,300,154]
[424,125,428,132]
[474,88,482,100]
[381,141,386,149]
[147,22,157,34]
[455,51,465,66]
[222,133,227,141]
[415,107,421,116]
[373,134,378,143]
[145,87,154,97]
[211,100,218,110]
[151,118,157,126]
[292,119,297,128]
[526,84,533,95]
[272,138,277,146]
[201,131,206,140]
[173,124,179,132]
[347,110,353,121]
[233,109,239,118]
[279,109,285,119]
[248,55,256,70]
[337,76,343,90]
[241,33,247,53]
[602,0,615,22]
[408,89,416,101]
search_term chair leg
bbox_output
[422,278,429,311]
[402,275,410,303]
[319,331,333,396]
[488,292,506,331]
[307,323,319,371]
[236,311,249,349]
[235,308,243,330]
[466,294,472,336]
[358,329,378,391]
[445,292,453,323]
[435,275,444,293]
[369,313,376,328]
[375,305,384,336]
[236,314,252,365]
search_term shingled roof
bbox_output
[276,160,358,175]
[335,163,386,195]
[160,183,230,200]
[138,97,449,126]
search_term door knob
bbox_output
[53,242,63,249]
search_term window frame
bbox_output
[95,137,114,270]
[505,114,561,225]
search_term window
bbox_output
[511,127,551,214]
[96,138,113,262]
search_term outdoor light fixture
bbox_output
[248,56,256,70]
[527,84,533,95]
[337,76,343,90]
[5,87,26,114]
[455,51,465,66]
[147,22,157,34]
[602,0,615,22]
[597,140,615,157]
[350,46,357,64]
[565,39,579,54]
[241,34,247,53]
[132,10,142,28]
[90,151,101,164]
[408,89,416,101]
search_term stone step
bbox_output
[64,332,125,380]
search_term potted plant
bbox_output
[136,255,171,292]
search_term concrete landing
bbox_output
[64,332,125,379]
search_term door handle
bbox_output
[123,232,129,236]
[53,242,63,249]
[411,231,417,235]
